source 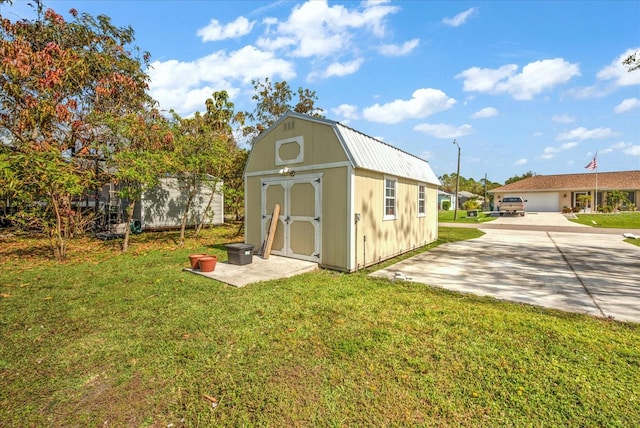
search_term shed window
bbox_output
[384,178,396,220]
[418,184,426,217]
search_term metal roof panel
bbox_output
[335,123,440,185]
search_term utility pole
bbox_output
[453,139,460,220]
[484,172,488,211]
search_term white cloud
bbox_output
[197,16,256,41]
[420,151,433,160]
[147,46,295,115]
[309,58,364,80]
[413,123,473,139]
[457,64,517,93]
[443,8,477,27]
[514,158,528,166]
[552,114,576,123]
[541,142,578,159]
[600,142,631,154]
[456,58,580,100]
[566,85,608,99]
[624,145,640,156]
[362,88,456,124]
[257,0,399,58]
[556,127,618,141]
[145,1,416,115]
[378,38,419,56]
[471,107,498,119]
[614,98,640,114]
[332,104,360,120]
[597,48,640,87]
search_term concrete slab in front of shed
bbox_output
[184,255,318,287]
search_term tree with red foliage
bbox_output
[0,1,156,259]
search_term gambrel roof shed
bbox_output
[244,111,440,272]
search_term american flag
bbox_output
[584,155,597,171]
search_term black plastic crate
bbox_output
[225,243,255,265]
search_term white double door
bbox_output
[261,175,321,262]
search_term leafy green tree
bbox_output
[168,91,238,245]
[241,77,324,141]
[438,173,500,194]
[607,190,629,212]
[623,50,639,72]
[505,171,535,185]
[104,110,174,253]
[222,148,249,221]
[576,194,591,212]
[0,2,153,259]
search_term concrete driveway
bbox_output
[371,215,640,323]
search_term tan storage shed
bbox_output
[244,111,441,272]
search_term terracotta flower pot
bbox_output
[198,255,218,272]
[188,254,207,269]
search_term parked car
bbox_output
[497,196,526,216]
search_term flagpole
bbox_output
[585,152,598,212]
[593,164,598,212]
[594,153,598,212]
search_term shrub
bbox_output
[463,199,480,210]
[442,200,451,211]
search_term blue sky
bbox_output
[3,0,639,183]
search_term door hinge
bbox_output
[315,178,321,183]
[314,253,320,258]
[314,216,320,222]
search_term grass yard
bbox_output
[1,226,639,426]
[438,209,496,224]
[570,211,640,229]
[570,212,640,246]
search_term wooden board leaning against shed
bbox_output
[261,203,280,259]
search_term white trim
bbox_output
[245,160,351,178]
[260,172,323,262]
[417,183,426,218]
[383,176,397,221]
[347,164,355,271]
[275,136,304,165]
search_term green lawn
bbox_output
[1,226,638,426]
[438,209,496,223]
[569,212,640,246]
[569,211,640,229]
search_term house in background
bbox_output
[489,170,640,212]
[438,190,454,210]
[243,111,441,272]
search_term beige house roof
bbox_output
[489,170,640,193]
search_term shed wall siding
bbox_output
[244,176,264,250]
[354,169,437,268]
[245,118,348,174]
[318,166,349,270]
